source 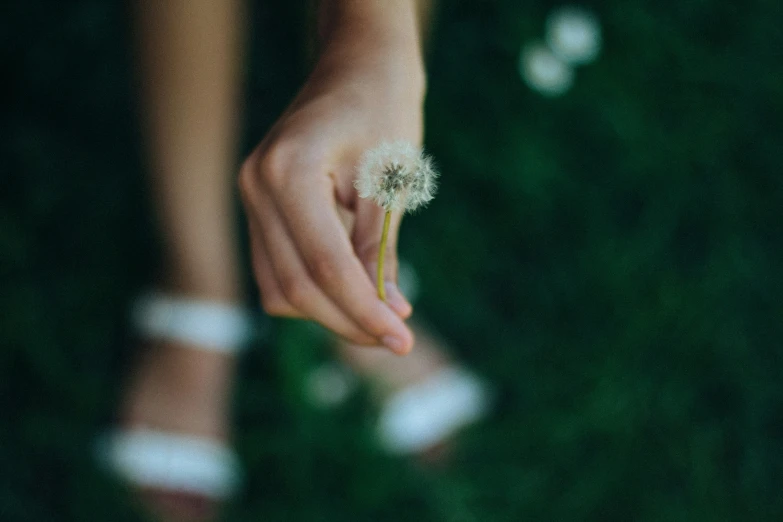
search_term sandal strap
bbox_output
[377,367,491,454]
[100,429,241,499]
[132,292,254,353]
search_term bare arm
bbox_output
[239,0,435,354]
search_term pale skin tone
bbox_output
[129,0,245,444]
[136,0,246,305]
[128,4,246,520]
[127,2,436,519]
[240,0,432,355]
[131,0,435,424]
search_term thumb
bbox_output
[352,199,412,318]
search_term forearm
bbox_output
[314,0,434,100]
[317,0,431,48]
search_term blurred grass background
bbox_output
[2,0,782,520]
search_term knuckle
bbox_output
[356,241,397,265]
[237,160,258,199]
[260,292,290,317]
[353,332,382,346]
[330,321,376,346]
[279,275,309,309]
[354,242,380,264]
[353,309,386,337]
[257,143,290,187]
[309,254,346,285]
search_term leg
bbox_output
[337,320,450,399]
[135,0,245,304]
[118,2,246,520]
[336,309,491,461]
[126,0,245,436]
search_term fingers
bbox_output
[273,175,415,354]
[352,198,412,318]
[246,216,301,318]
[252,189,379,346]
[338,196,411,318]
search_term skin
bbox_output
[135,0,246,306]
[240,0,432,354]
[131,4,245,520]
[127,2,437,520]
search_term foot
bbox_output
[107,292,252,522]
[118,337,237,522]
[120,338,235,441]
[336,320,490,461]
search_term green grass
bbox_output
[2,0,782,520]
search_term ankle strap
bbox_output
[377,367,492,454]
[131,292,255,353]
[99,429,241,498]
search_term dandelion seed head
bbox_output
[355,141,438,213]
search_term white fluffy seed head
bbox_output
[355,141,438,213]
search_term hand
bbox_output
[239,44,425,354]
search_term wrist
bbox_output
[315,0,426,100]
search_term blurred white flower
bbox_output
[519,42,574,97]
[355,141,438,213]
[305,363,357,409]
[545,6,602,66]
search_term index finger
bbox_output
[274,174,414,354]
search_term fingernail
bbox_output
[382,335,407,354]
[384,282,413,317]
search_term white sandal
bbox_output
[97,292,255,500]
[377,367,492,455]
[306,260,492,456]
[379,262,492,455]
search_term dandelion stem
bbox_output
[377,210,392,301]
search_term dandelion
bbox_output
[355,141,438,301]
